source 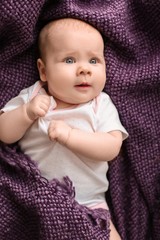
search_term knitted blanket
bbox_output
[0,0,160,239]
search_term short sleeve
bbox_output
[1,82,38,113]
[95,92,128,140]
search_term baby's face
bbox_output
[40,24,106,108]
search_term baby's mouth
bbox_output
[75,83,91,87]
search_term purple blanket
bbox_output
[0,0,160,239]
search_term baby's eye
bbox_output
[89,58,98,64]
[64,58,75,64]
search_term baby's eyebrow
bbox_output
[58,51,78,56]
[87,50,104,57]
[57,50,104,61]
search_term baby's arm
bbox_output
[0,95,50,144]
[48,120,122,162]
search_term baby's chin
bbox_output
[70,94,100,105]
[69,98,95,105]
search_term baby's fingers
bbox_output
[39,101,50,114]
[26,95,51,120]
[35,105,48,118]
[48,121,72,145]
[34,95,50,117]
[48,122,57,141]
[38,95,50,108]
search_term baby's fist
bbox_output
[26,95,50,120]
[48,120,72,145]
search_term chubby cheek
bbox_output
[95,73,106,91]
[47,75,70,97]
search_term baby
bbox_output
[0,18,128,239]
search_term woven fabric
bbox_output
[0,0,160,239]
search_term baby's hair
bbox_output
[38,18,102,61]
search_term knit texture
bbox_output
[0,0,160,239]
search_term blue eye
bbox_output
[90,58,98,64]
[65,58,75,64]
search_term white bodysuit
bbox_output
[2,81,128,207]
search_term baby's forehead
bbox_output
[38,18,103,59]
[40,18,100,43]
[47,18,95,33]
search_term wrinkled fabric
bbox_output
[0,0,160,239]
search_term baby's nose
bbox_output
[77,65,92,76]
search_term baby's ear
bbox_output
[37,58,47,82]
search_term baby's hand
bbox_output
[26,95,50,120]
[48,120,72,145]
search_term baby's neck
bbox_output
[54,97,76,110]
